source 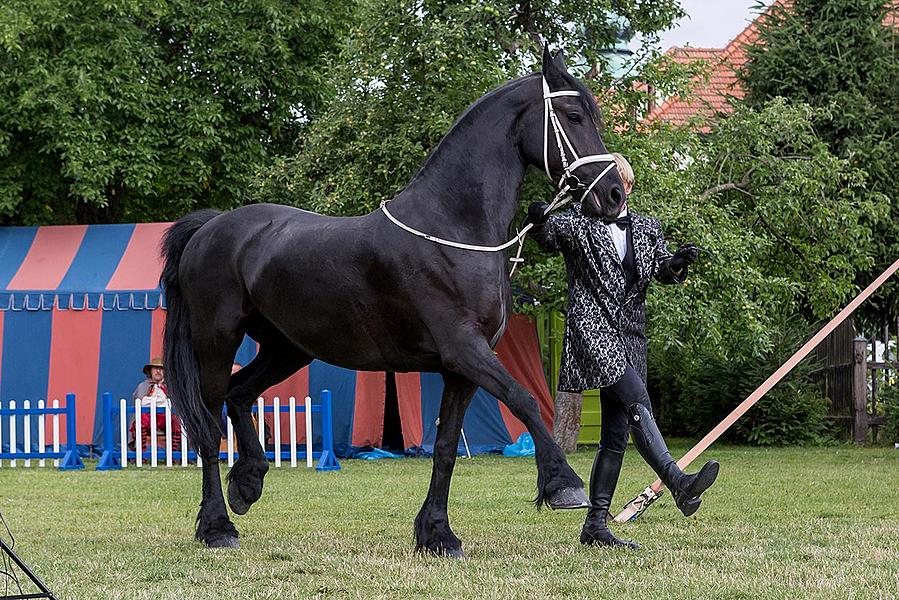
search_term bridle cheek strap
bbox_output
[542,77,616,202]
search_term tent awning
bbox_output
[0,223,170,310]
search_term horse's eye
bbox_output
[568,113,582,124]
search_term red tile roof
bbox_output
[643,0,896,129]
[642,30,757,129]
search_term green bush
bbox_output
[649,314,834,446]
[734,381,831,446]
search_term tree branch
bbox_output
[699,181,754,200]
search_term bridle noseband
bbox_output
[380,75,618,275]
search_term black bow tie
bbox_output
[602,215,630,230]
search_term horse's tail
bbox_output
[161,209,223,453]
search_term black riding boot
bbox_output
[627,404,719,517]
[580,446,639,549]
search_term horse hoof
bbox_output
[548,486,590,510]
[442,547,465,559]
[227,483,252,516]
[206,535,240,549]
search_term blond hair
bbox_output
[612,152,634,188]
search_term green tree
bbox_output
[635,101,886,441]
[252,0,686,214]
[740,0,899,321]
[0,0,352,224]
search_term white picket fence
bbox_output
[97,390,340,471]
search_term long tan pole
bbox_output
[614,257,899,523]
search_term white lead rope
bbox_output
[381,76,618,275]
[381,184,573,276]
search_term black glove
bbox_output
[669,243,699,274]
[526,202,550,227]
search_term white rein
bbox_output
[380,76,617,275]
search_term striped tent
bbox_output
[0,223,553,457]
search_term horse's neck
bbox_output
[391,80,535,244]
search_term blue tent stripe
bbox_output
[308,361,356,457]
[0,310,51,451]
[419,372,443,453]
[92,310,151,447]
[58,224,136,293]
[463,390,513,451]
[0,227,37,290]
[418,373,511,455]
[234,335,258,367]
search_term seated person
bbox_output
[130,357,182,449]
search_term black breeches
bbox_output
[597,365,653,453]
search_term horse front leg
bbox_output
[415,373,477,558]
[441,336,588,509]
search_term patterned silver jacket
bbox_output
[533,208,685,391]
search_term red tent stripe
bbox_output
[150,309,165,360]
[6,225,88,291]
[495,314,554,439]
[351,371,385,448]
[395,372,423,448]
[106,222,171,290]
[47,309,102,445]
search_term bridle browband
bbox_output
[381,75,619,274]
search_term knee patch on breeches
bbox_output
[627,403,656,448]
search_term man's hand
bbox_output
[669,243,699,274]
[525,202,550,227]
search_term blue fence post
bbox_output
[316,389,340,472]
[59,393,84,471]
[97,392,121,470]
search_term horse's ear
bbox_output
[553,50,569,73]
[542,44,567,89]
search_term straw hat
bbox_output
[143,356,164,377]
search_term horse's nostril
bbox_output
[610,185,624,205]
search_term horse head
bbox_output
[519,46,626,220]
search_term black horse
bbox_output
[161,47,627,557]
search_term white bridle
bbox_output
[541,77,617,203]
[381,76,618,275]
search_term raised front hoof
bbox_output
[227,480,259,516]
[205,535,240,549]
[227,459,269,515]
[548,486,590,510]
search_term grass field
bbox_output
[1,443,897,599]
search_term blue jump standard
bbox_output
[0,392,84,471]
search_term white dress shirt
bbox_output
[605,206,628,262]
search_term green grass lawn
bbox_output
[0,443,897,599]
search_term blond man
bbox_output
[526,153,715,549]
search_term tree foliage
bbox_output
[0,0,352,224]
[252,0,686,214]
[740,0,899,320]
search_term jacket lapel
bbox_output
[626,213,654,300]
[586,217,625,292]
[595,220,622,266]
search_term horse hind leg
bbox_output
[414,372,477,558]
[225,335,312,516]
[192,333,244,548]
